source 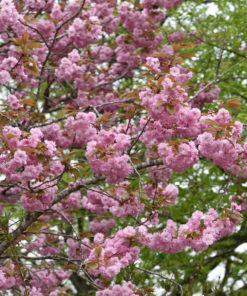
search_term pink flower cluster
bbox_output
[65,112,97,147]
[192,83,220,109]
[26,232,63,256]
[0,0,22,34]
[67,237,91,260]
[30,268,72,292]
[177,107,202,138]
[85,226,140,278]
[55,52,98,91]
[158,141,198,172]
[68,16,102,48]
[146,57,161,73]
[61,191,81,209]
[0,126,61,210]
[167,31,186,43]
[24,0,53,12]
[86,130,133,183]
[140,117,175,145]
[145,183,179,207]
[0,0,247,294]
[0,262,21,290]
[198,108,243,171]
[230,195,247,212]
[8,94,23,110]
[44,112,96,148]
[118,2,164,48]
[92,1,119,34]
[96,281,138,296]
[21,184,57,211]
[140,66,192,125]
[147,166,172,184]
[89,218,116,235]
[163,0,185,10]
[139,205,242,253]
[82,189,117,213]
[23,286,67,296]
[82,182,145,217]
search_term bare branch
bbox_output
[136,266,183,296]
[127,117,151,154]
[0,159,164,256]
[91,71,129,90]
[188,57,247,103]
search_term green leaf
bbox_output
[94,245,102,258]
[166,105,175,115]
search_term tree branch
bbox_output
[136,266,183,296]
[0,159,163,256]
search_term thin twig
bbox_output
[94,99,130,108]
[0,159,164,255]
[188,58,247,103]
[35,0,87,101]
[129,157,143,225]
[91,71,129,90]
[18,19,50,49]
[215,44,225,79]
[216,174,231,210]
[0,255,80,262]
[127,117,151,154]
[136,266,183,296]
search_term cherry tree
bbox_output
[0,0,246,295]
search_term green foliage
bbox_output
[129,1,247,295]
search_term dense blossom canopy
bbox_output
[0,0,246,295]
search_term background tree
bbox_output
[0,0,246,295]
